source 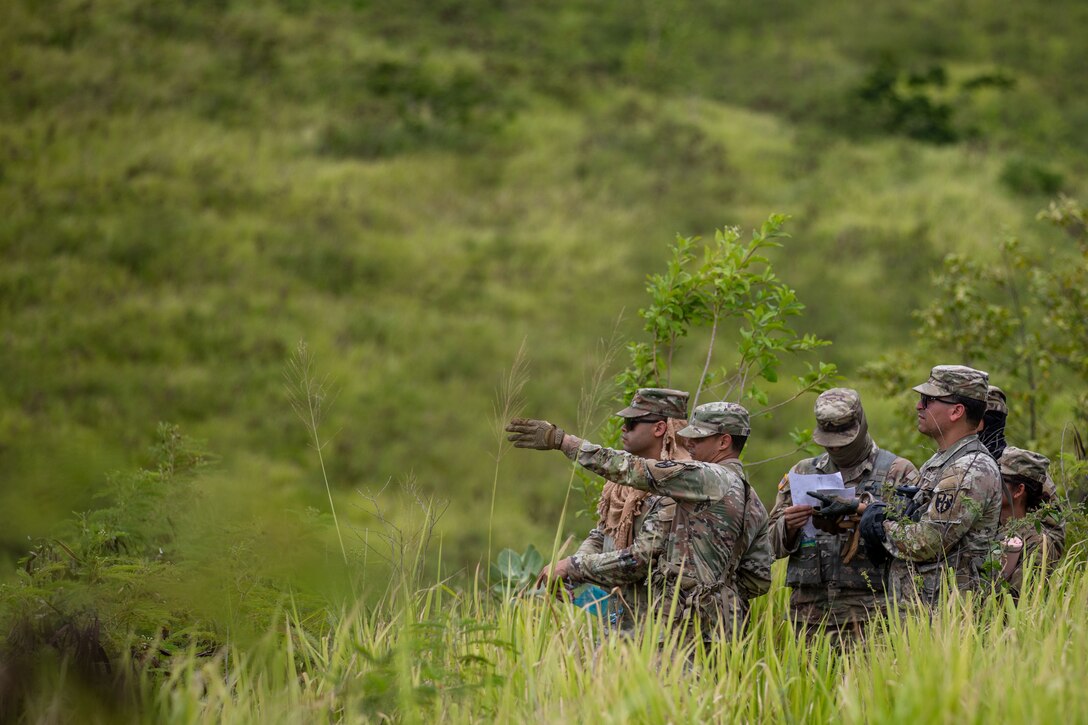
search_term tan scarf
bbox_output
[596,418,692,548]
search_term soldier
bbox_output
[980,385,1065,557]
[993,447,1063,598]
[853,365,1002,608]
[507,401,773,644]
[769,388,918,641]
[536,388,691,630]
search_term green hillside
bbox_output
[2,0,1086,578]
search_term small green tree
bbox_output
[575,215,838,511]
[861,195,1088,499]
[617,213,837,419]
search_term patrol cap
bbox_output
[811,388,863,447]
[615,388,690,420]
[999,446,1050,486]
[676,401,751,438]
[986,385,1008,415]
[912,365,989,402]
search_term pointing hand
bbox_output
[505,418,566,450]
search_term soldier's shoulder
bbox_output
[888,453,918,471]
[789,456,824,476]
[648,458,703,480]
[954,448,1001,477]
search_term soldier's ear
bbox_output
[721,433,734,454]
[948,402,967,423]
[652,420,669,438]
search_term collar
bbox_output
[925,433,981,470]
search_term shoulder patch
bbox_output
[777,473,790,492]
[933,490,956,514]
[655,460,680,469]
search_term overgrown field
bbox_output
[12,556,1088,723]
[3,1,1088,719]
[3,0,1087,570]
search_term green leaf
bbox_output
[494,549,521,579]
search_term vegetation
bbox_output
[2,0,1088,719]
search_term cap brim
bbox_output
[676,423,717,438]
[615,405,646,418]
[812,423,860,447]
[912,381,951,397]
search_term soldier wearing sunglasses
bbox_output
[531,388,690,630]
[508,401,773,643]
[844,365,1002,608]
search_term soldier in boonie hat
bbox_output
[811,388,864,448]
[615,388,689,421]
[912,364,989,402]
[676,401,751,438]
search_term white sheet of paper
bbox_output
[789,472,855,537]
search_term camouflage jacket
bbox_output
[570,495,675,628]
[995,518,1063,598]
[565,441,773,640]
[883,434,1001,606]
[574,493,665,559]
[768,443,918,625]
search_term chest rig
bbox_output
[657,465,750,591]
[785,448,898,593]
[904,437,988,521]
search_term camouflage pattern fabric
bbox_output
[883,434,1001,607]
[769,443,918,627]
[572,495,676,630]
[616,388,690,420]
[810,387,864,447]
[564,441,773,641]
[676,401,751,438]
[998,446,1049,482]
[986,385,1009,415]
[912,364,990,402]
[998,446,1066,563]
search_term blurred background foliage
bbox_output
[2,0,1087,594]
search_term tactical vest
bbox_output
[784,448,898,593]
[654,465,755,639]
[896,436,993,594]
[659,465,751,590]
[905,437,989,522]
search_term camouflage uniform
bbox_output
[769,389,918,635]
[567,402,773,642]
[985,385,1066,558]
[994,447,1063,597]
[878,366,1002,606]
[570,389,689,629]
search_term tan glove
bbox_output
[506,418,566,450]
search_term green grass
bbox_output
[2,2,1088,716]
[15,555,1086,723]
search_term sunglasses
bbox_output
[621,416,665,431]
[920,394,960,409]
